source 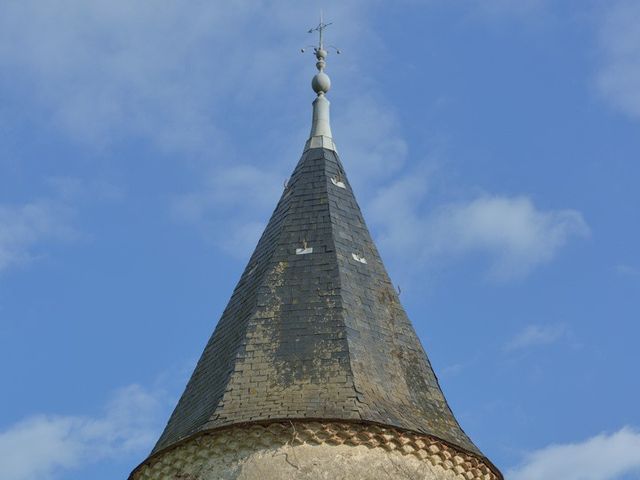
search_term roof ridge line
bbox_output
[151,182,297,452]
[320,151,361,416]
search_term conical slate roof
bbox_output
[152,142,481,458]
[139,26,500,475]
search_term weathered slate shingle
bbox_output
[152,146,481,457]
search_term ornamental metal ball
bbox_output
[312,72,331,94]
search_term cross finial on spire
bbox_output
[301,12,340,96]
[307,10,332,52]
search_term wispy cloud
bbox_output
[370,182,589,280]
[596,1,640,119]
[0,0,408,257]
[0,1,237,151]
[427,196,588,279]
[0,198,76,273]
[171,164,286,256]
[45,177,125,204]
[505,324,567,351]
[334,94,408,188]
[0,177,122,274]
[441,363,466,378]
[509,427,640,480]
[470,0,548,18]
[0,384,163,480]
[0,1,375,155]
[3,0,587,278]
[614,263,640,277]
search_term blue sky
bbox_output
[1,1,639,479]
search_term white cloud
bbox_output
[370,183,589,279]
[431,196,589,278]
[0,0,408,252]
[171,164,285,256]
[0,177,121,274]
[334,94,408,187]
[45,177,125,203]
[596,1,640,118]
[0,199,76,273]
[173,165,284,219]
[468,0,548,18]
[614,264,640,277]
[505,324,567,351]
[509,427,640,480]
[0,1,236,151]
[0,1,375,154]
[0,384,162,480]
[441,363,465,377]
[0,0,587,277]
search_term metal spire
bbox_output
[302,12,340,151]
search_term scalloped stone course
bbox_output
[132,422,500,480]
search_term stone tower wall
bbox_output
[131,421,501,480]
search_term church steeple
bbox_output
[130,18,502,480]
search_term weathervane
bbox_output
[301,12,340,96]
